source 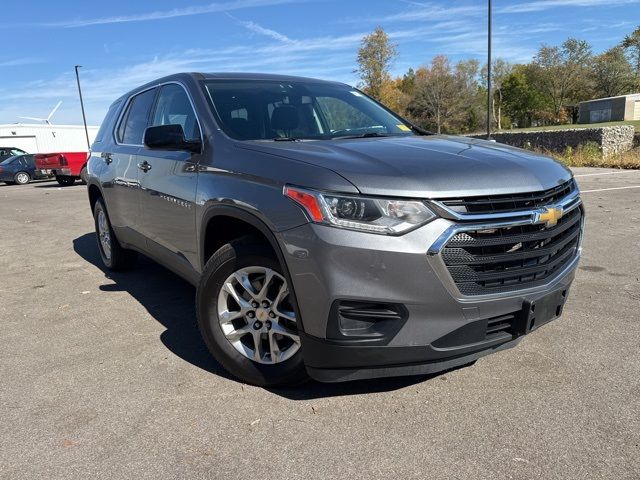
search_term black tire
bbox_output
[14,171,30,185]
[196,237,308,387]
[56,175,76,186]
[80,166,88,185]
[93,198,137,271]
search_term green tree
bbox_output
[591,46,635,97]
[399,68,416,95]
[355,26,398,101]
[501,65,547,128]
[532,38,593,122]
[621,25,640,87]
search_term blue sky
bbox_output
[2,0,638,125]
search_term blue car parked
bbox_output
[0,154,48,185]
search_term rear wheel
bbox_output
[56,175,76,186]
[80,166,88,185]
[93,198,137,271]
[14,172,30,185]
[196,238,307,387]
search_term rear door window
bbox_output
[117,88,157,145]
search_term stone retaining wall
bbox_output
[469,125,635,157]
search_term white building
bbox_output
[578,93,640,124]
[0,123,99,153]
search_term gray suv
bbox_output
[86,73,583,386]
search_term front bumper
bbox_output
[278,215,580,383]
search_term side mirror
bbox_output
[143,124,202,153]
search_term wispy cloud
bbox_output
[241,20,291,41]
[226,13,291,42]
[41,0,301,28]
[499,0,640,13]
[0,57,42,67]
[345,0,640,24]
[340,3,481,25]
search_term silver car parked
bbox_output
[86,73,583,386]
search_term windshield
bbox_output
[203,80,414,141]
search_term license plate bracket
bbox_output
[513,288,569,336]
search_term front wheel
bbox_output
[14,172,30,185]
[196,238,307,387]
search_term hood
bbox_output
[236,135,573,198]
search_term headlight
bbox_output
[284,186,437,235]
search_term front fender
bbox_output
[197,203,308,333]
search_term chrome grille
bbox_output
[440,180,576,214]
[440,205,582,295]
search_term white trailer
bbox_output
[0,123,99,154]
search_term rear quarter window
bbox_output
[116,88,157,145]
[93,100,122,146]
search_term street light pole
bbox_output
[486,0,493,140]
[74,65,91,151]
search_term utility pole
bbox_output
[74,65,91,151]
[486,0,493,140]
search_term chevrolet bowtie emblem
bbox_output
[535,206,564,228]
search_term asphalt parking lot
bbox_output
[1,167,639,480]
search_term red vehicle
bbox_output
[34,152,89,186]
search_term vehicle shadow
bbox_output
[72,232,233,382]
[73,232,440,399]
[34,183,81,189]
[269,372,443,400]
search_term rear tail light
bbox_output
[59,155,67,166]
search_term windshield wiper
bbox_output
[408,124,435,135]
[335,132,393,140]
[273,136,300,142]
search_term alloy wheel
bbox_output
[217,266,300,364]
[97,210,112,261]
[16,173,29,184]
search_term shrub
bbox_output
[546,142,640,169]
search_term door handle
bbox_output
[137,161,152,172]
[101,152,113,165]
